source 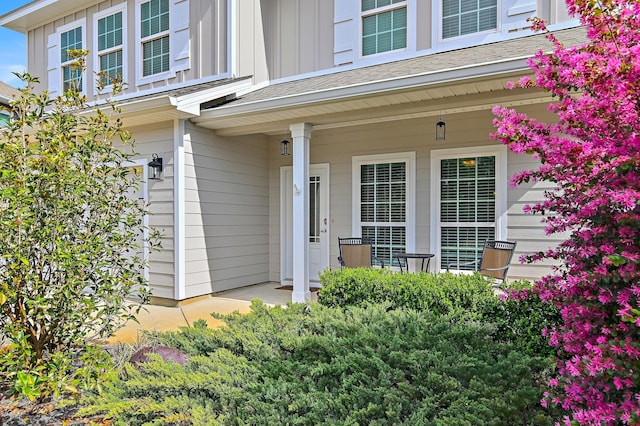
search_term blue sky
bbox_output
[0,1,36,87]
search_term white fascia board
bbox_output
[85,77,255,122]
[196,57,531,121]
[111,73,235,103]
[171,78,254,116]
[1,0,101,32]
[0,0,56,32]
[118,95,175,115]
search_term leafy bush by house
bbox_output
[318,268,498,317]
[80,301,563,425]
[0,69,160,400]
[318,269,560,358]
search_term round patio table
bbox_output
[393,252,434,273]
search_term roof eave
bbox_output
[194,57,532,123]
[0,0,101,33]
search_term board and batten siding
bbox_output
[125,122,176,299]
[184,0,228,83]
[183,122,270,298]
[26,0,229,99]
[253,0,334,81]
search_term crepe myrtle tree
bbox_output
[0,56,160,400]
[492,0,640,423]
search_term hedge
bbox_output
[79,302,562,425]
[318,268,560,357]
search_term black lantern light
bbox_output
[148,153,163,180]
[435,113,446,141]
[280,139,291,156]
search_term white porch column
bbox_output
[290,123,313,303]
[174,119,186,301]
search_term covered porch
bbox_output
[181,29,584,304]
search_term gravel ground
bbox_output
[0,340,167,425]
[0,388,89,425]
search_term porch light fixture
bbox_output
[148,153,163,180]
[280,139,291,156]
[435,112,446,141]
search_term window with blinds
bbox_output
[362,0,407,56]
[141,0,170,77]
[442,0,497,39]
[98,11,123,86]
[440,156,496,269]
[61,27,83,92]
[360,162,407,266]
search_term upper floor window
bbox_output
[60,26,83,92]
[442,0,497,39]
[97,10,124,86]
[361,0,407,56]
[47,19,85,97]
[141,0,170,76]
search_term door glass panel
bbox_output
[309,176,320,243]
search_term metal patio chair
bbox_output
[337,237,384,269]
[447,240,517,284]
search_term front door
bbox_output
[280,164,330,283]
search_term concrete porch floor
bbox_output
[108,282,319,344]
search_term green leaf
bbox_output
[606,254,627,266]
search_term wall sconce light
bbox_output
[435,113,446,141]
[280,139,291,156]
[148,153,163,180]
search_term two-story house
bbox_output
[0,0,583,304]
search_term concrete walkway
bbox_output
[108,282,318,343]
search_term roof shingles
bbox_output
[230,27,586,106]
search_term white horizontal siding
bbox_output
[268,108,561,282]
[127,122,176,298]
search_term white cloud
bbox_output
[0,64,28,88]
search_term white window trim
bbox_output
[434,0,501,45]
[358,0,417,60]
[93,4,128,94]
[134,0,191,86]
[135,0,173,85]
[352,151,416,253]
[123,158,150,282]
[55,18,87,96]
[430,145,507,271]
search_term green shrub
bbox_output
[0,70,160,399]
[80,301,563,425]
[318,268,498,317]
[484,280,561,358]
[318,269,561,358]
